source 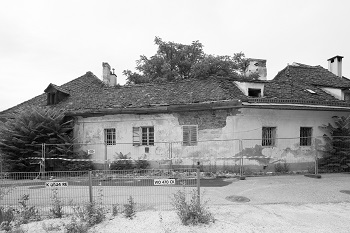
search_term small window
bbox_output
[344,92,350,102]
[104,128,116,145]
[262,127,276,147]
[47,93,57,105]
[300,127,312,146]
[248,88,261,97]
[133,127,154,146]
[183,125,198,146]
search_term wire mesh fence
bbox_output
[0,168,199,215]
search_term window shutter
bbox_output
[133,127,140,146]
[183,125,197,146]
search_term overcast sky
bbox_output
[1,0,349,112]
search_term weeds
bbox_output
[274,163,290,173]
[112,204,120,216]
[172,189,214,226]
[49,188,64,218]
[16,194,41,225]
[123,196,136,219]
[64,216,89,233]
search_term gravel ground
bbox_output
[15,202,350,233]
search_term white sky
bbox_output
[1,0,350,112]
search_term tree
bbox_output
[0,107,92,172]
[319,116,350,172]
[123,37,253,84]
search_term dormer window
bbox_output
[44,83,70,105]
[48,93,57,105]
[248,88,262,97]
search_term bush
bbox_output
[274,163,289,173]
[123,196,136,219]
[110,152,134,170]
[0,207,15,231]
[172,189,214,226]
[49,188,64,218]
[64,216,89,233]
[71,201,106,227]
[16,194,41,225]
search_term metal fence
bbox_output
[2,136,349,176]
[0,168,199,215]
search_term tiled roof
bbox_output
[0,72,245,117]
[273,64,350,88]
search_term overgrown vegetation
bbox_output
[172,189,214,226]
[274,162,290,173]
[110,152,150,170]
[49,188,64,218]
[123,196,136,219]
[0,194,41,232]
[319,116,350,172]
[0,107,93,172]
[123,36,258,84]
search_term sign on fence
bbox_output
[154,179,175,185]
[45,182,68,187]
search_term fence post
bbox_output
[88,170,93,203]
[239,140,243,177]
[197,161,201,204]
[104,143,108,170]
[314,138,318,175]
[169,142,173,170]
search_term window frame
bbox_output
[182,125,198,146]
[104,128,116,146]
[133,126,154,146]
[300,127,312,146]
[248,88,262,97]
[262,127,276,147]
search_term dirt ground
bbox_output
[4,174,350,233]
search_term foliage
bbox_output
[110,152,134,170]
[0,207,15,231]
[112,204,120,216]
[0,107,93,172]
[123,37,255,84]
[16,194,41,225]
[171,189,214,226]
[319,116,350,172]
[123,196,136,219]
[134,159,150,170]
[274,163,290,173]
[64,216,89,233]
[49,188,64,218]
[71,200,106,227]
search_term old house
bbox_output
[1,56,350,172]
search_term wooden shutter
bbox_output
[183,125,197,146]
[133,127,141,146]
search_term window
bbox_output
[344,92,350,102]
[104,128,116,145]
[248,88,261,97]
[133,127,154,146]
[183,125,198,146]
[262,127,276,147]
[300,127,312,146]
[47,93,57,105]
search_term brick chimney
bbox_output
[327,55,343,78]
[245,58,267,80]
[102,62,117,86]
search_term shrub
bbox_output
[274,163,289,173]
[112,204,120,216]
[72,201,105,227]
[171,189,214,226]
[123,196,136,219]
[110,152,134,170]
[16,194,41,225]
[64,216,89,233]
[0,207,15,231]
[134,159,150,170]
[49,188,64,218]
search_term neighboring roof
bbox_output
[273,64,350,88]
[0,72,244,118]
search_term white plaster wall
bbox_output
[321,87,342,100]
[234,81,264,96]
[73,108,348,170]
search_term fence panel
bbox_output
[0,168,198,215]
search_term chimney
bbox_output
[327,55,343,78]
[102,62,117,86]
[245,58,267,80]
